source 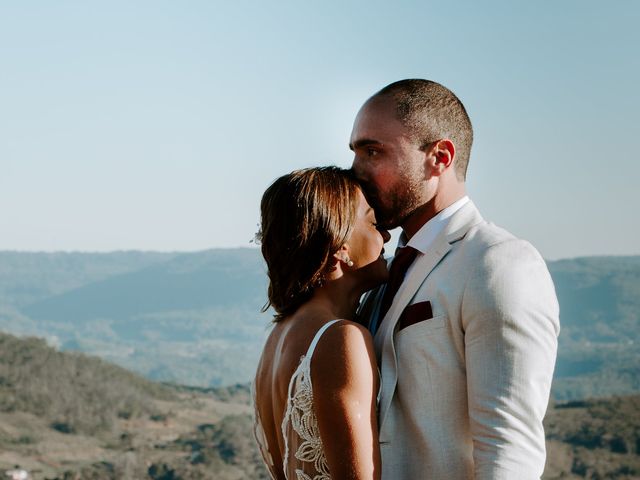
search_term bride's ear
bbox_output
[333,244,354,268]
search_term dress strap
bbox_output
[305,319,342,360]
[285,319,342,402]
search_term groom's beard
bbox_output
[368,181,423,231]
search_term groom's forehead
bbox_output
[360,95,397,119]
[351,98,406,142]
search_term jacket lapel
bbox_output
[377,201,484,430]
[377,238,451,429]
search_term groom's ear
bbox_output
[428,139,455,176]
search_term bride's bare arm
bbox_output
[312,321,381,480]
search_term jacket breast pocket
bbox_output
[396,313,447,337]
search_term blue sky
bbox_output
[1,0,638,259]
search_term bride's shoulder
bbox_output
[311,319,376,370]
[323,318,373,339]
[309,319,379,412]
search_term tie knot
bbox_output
[392,246,418,271]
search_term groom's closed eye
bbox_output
[350,138,383,152]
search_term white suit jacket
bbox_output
[361,201,560,480]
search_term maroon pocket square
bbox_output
[398,301,433,331]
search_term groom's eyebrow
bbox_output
[349,139,382,151]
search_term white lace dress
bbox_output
[254,319,341,480]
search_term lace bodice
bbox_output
[254,320,341,480]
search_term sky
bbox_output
[1,0,638,260]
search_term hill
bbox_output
[0,331,268,480]
[0,250,638,399]
[0,251,178,309]
[1,332,638,479]
[543,395,640,479]
[0,331,173,436]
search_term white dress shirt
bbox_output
[399,195,469,273]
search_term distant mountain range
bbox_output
[547,256,640,399]
[0,249,268,387]
[0,249,638,399]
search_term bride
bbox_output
[253,167,390,480]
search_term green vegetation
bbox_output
[1,331,639,479]
[0,332,268,479]
[170,414,269,479]
[544,395,640,479]
[0,331,174,436]
[2,250,638,477]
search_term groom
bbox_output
[350,79,560,479]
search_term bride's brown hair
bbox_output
[258,167,360,321]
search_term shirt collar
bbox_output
[398,196,470,254]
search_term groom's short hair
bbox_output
[373,79,473,181]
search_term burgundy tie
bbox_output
[379,246,418,321]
